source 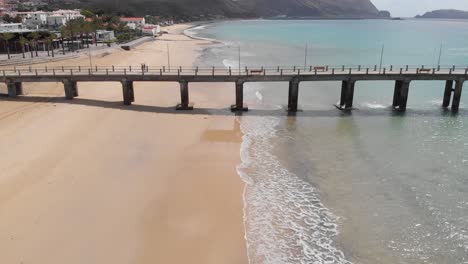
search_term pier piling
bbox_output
[7,81,23,97]
[339,80,355,110]
[176,80,193,110]
[121,80,135,105]
[231,80,248,112]
[288,79,300,112]
[442,80,453,108]
[63,79,77,100]
[451,80,464,112]
[393,80,410,111]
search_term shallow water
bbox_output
[189,19,468,264]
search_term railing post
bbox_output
[176,80,193,110]
[112,65,115,72]
[383,68,386,74]
[348,68,352,75]
[400,68,403,74]
[366,68,369,75]
[342,65,345,71]
[358,65,361,71]
[332,68,335,75]
[374,65,377,71]
[390,65,393,71]
[231,80,248,112]
[406,65,409,71]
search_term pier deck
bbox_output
[1,65,467,112]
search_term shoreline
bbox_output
[0,23,248,264]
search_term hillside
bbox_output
[416,9,468,19]
[75,0,381,18]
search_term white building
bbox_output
[15,11,48,27]
[96,30,115,42]
[52,10,84,21]
[120,17,145,28]
[0,23,34,33]
[47,15,67,27]
[142,25,160,36]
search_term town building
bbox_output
[120,17,145,29]
[142,24,161,36]
[96,30,115,42]
[0,22,31,33]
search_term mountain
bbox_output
[416,9,468,19]
[76,0,381,18]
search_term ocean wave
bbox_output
[360,102,387,109]
[237,116,352,264]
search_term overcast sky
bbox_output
[371,0,468,17]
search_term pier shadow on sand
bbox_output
[1,94,467,118]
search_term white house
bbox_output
[96,30,115,42]
[120,17,145,28]
[16,11,48,27]
[52,10,84,21]
[0,23,25,32]
[47,15,67,27]
[142,24,160,36]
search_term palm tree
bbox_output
[28,32,40,57]
[18,36,27,59]
[46,33,57,57]
[60,28,69,55]
[0,33,15,59]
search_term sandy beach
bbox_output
[0,24,248,264]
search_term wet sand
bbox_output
[0,24,248,264]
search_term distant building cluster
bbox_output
[7,10,85,29]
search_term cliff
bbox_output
[77,0,381,18]
[416,9,468,19]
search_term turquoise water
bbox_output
[188,19,468,264]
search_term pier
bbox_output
[1,65,467,112]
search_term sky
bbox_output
[371,0,468,17]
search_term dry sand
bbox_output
[0,24,248,264]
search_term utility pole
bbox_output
[379,44,385,73]
[304,43,308,70]
[238,45,241,75]
[437,43,443,67]
[167,44,171,71]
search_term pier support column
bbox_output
[451,80,464,112]
[7,81,22,97]
[339,80,355,110]
[288,79,300,112]
[231,80,248,112]
[121,80,135,105]
[72,81,79,97]
[392,80,410,111]
[63,79,77,100]
[442,80,453,108]
[176,80,193,110]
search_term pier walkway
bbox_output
[1,65,467,112]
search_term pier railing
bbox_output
[1,65,467,113]
[2,65,468,77]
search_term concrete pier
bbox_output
[121,80,135,105]
[7,81,23,97]
[392,80,410,111]
[451,80,464,112]
[231,80,248,112]
[339,80,355,110]
[63,79,78,100]
[442,80,454,108]
[288,79,300,112]
[176,80,193,110]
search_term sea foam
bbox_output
[237,116,352,264]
